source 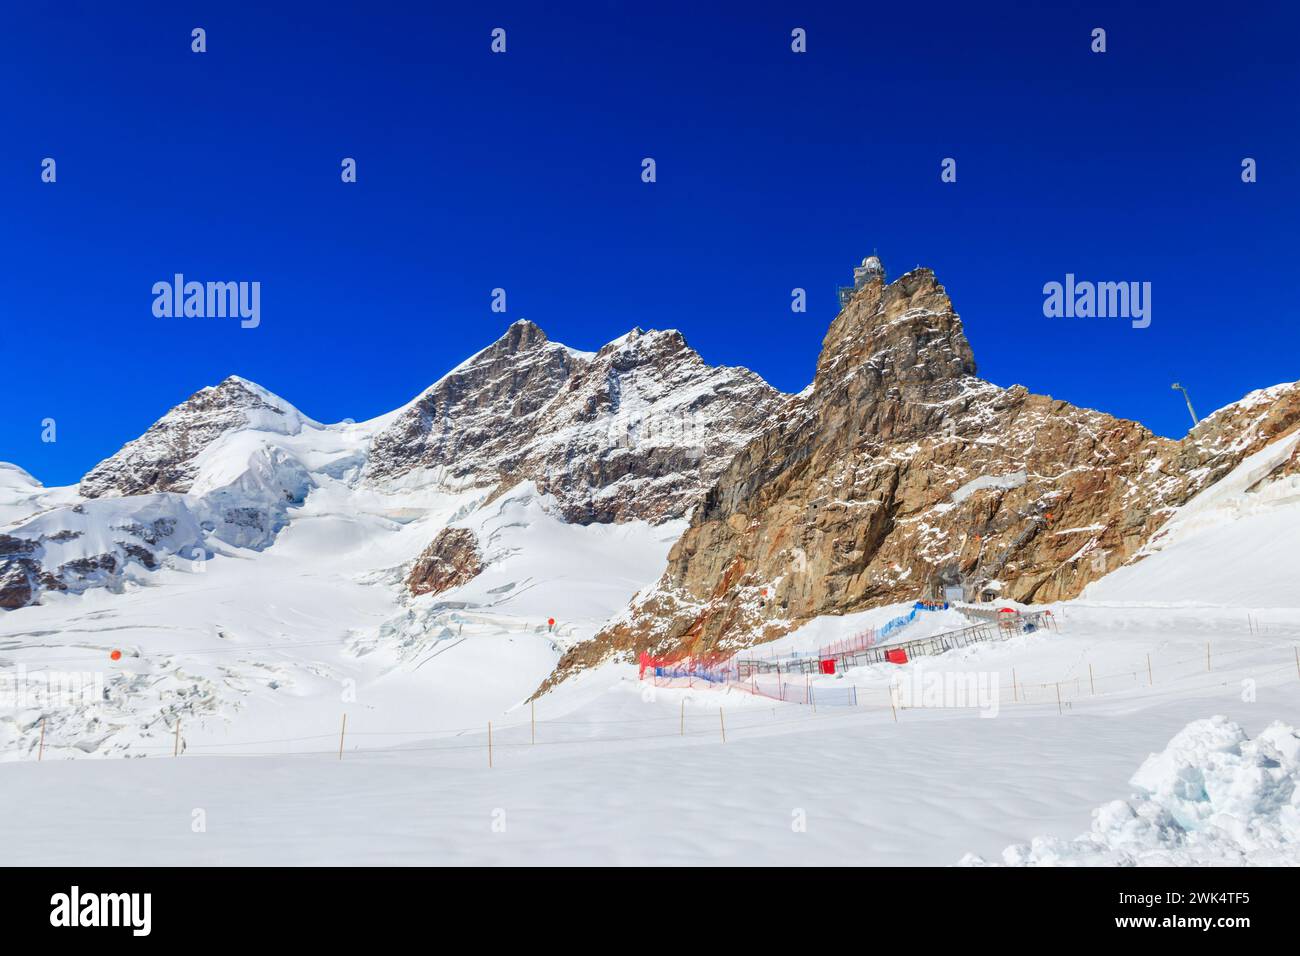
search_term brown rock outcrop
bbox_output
[542,268,1300,689]
[406,527,484,596]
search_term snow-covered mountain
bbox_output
[366,319,783,523]
[0,321,783,611]
[78,375,321,499]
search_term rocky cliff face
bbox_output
[0,534,49,610]
[407,527,484,596]
[369,319,785,525]
[544,269,1300,687]
[366,320,580,492]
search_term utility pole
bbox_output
[1171,383,1199,428]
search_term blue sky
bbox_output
[4,1,1297,486]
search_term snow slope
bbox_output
[0,470,681,762]
[1,603,1297,864]
[4,463,1298,863]
[1084,426,1300,607]
[964,716,1300,866]
[0,464,78,528]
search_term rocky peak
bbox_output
[363,321,583,488]
[539,267,1300,691]
[371,320,787,525]
[523,326,785,523]
[817,268,976,392]
[491,318,551,355]
[1176,382,1300,479]
[79,376,310,499]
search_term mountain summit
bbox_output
[543,268,1300,687]
[79,376,315,499]
[0,320,784,608]
[365,319,785,523]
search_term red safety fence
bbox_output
[816,628,877,660]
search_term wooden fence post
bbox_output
[338,713,347,760]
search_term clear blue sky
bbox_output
[4,1,1297,486]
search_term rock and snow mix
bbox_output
[965,717,1300,866]
[3,276,1300,866]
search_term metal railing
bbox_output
[734,611,1055,679]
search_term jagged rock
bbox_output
[367,320,577,491]
[0,560,36,610]
[120,543,160,572]
[366,320,784,523]
[0,534,41,609]
[406,528,484,596]
[541,269,1300,689]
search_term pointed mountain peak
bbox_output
[816,267,977,391]
[598,326,690,358]
[493,318,549,353]
[79,376,314,499]
[201,375,303,415]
